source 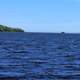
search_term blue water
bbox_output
[0,32,80,80]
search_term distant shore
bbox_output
[0,25,24,32]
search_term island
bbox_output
[0,25,24,32]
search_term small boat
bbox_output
[61,32,65,34]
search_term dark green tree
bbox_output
[0,25,24,32]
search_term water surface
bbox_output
[0,32,80,80]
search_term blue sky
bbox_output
[0,0,80,32]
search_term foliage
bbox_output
[0,25,24,32]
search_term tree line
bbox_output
[0,25,24,32]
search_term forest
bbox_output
[0,25,24,32]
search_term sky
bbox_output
[0,0,80,33]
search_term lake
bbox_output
[0,32,80,80]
